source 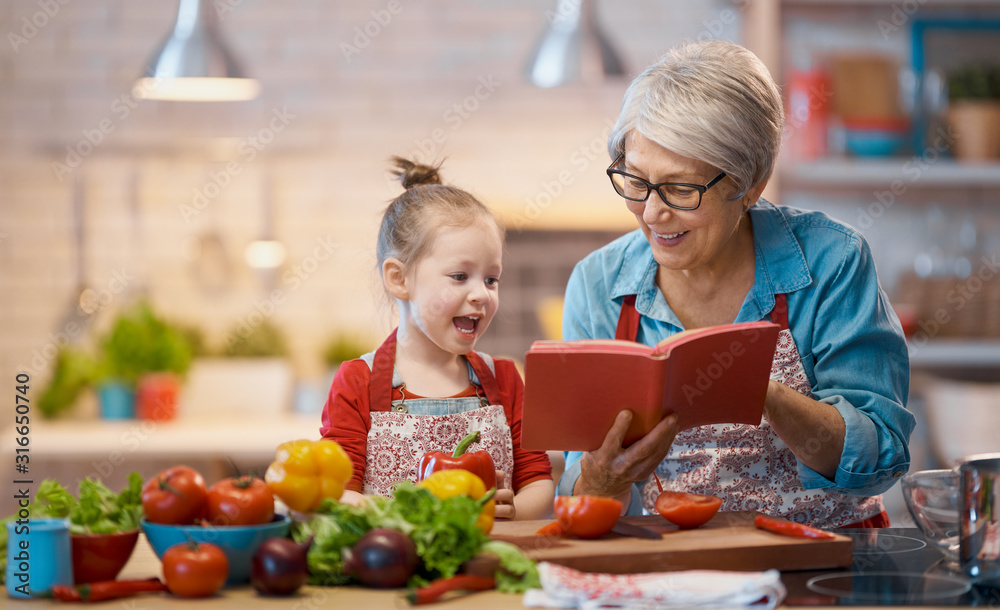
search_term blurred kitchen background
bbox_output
[2,0,999,522]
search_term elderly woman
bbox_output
[557,39,915,528]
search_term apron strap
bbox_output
[615,292,790,337]
[771,293,790,331]
[369,329,398,410]
[465,351,504,406]
[615,294,641,341]
[369,329,504,409]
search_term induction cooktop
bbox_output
[780,528,1000,606]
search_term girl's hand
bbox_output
[493,470,515,520]
[339,489,366,506]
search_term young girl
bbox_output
[320,157,554,520]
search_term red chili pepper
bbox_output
[49,578,169,603]
[754,514,835,540]
[406,574,497,605]
[417,430,497,490]
[534,521,565,536]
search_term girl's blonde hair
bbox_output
[376,157,504,274]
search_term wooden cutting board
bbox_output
[490,511,853,574]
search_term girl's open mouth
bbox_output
[454,315,480,335]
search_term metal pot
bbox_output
[959,452,1000,584]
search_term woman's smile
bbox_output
[651,230,689,247]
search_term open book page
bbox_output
[527,339,654,356]
[650,322,769,358]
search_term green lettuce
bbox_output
[0,472,144,584]
[292,481,537,592]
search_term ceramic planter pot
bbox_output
[97,380,135,419]
[136,372,180,421]
[948,100,1000,161]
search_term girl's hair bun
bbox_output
[389,156,442,189]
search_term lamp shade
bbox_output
[136,0,259,102]
[525,0,625,88]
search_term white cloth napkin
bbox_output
[523,562,787,609]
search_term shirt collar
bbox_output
[608,199,812,324]
[749,199,812,310]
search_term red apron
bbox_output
[361,330,514,497]
[617,294,888,528]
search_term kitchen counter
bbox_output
[6,528,995,609]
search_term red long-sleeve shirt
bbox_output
[320,357,552,494]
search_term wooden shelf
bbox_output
[909,339,1000,368]
[780,158,1000,188]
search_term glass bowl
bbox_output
[900,469,960,565]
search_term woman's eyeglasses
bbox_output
[606,152,726,211]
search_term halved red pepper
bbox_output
[417,430,497,490]
[553,495,622,539]
[754,514,835,539]
[651,474,722,529]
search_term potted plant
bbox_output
[92,302,194,421]
[322,334,371,373]
[289,333,372,415]
[947,62,1000,161]
[182,319,294,417]
[36,346,94,419]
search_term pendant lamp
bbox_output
[525,0,626,88]
[135,0,260,102]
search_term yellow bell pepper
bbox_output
[264,439,353,513]
[417,469,496,534]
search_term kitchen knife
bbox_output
[611,520,662,540]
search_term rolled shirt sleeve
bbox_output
[794,230,914,496]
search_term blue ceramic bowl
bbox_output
[140,515,290,585]
[843,118,909,158]
[845,129,907,157]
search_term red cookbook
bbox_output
[521,321,780,451]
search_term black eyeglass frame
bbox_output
[606,152,727,211]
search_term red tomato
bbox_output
[553,495,622,539]
[206,475,275,526]
[162,541,229,598]
[142,465,209,525]
[654,491,723,529]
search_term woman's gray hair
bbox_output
[608,39,784,200]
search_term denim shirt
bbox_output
[558,200,915,504]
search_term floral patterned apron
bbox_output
[617,293,884,528]
[360,330,514,497]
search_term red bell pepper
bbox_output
[417,430,497,490]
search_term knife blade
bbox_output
[611,520,662,539]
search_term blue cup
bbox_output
[99,381,135,419]
[6,518,74,598]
